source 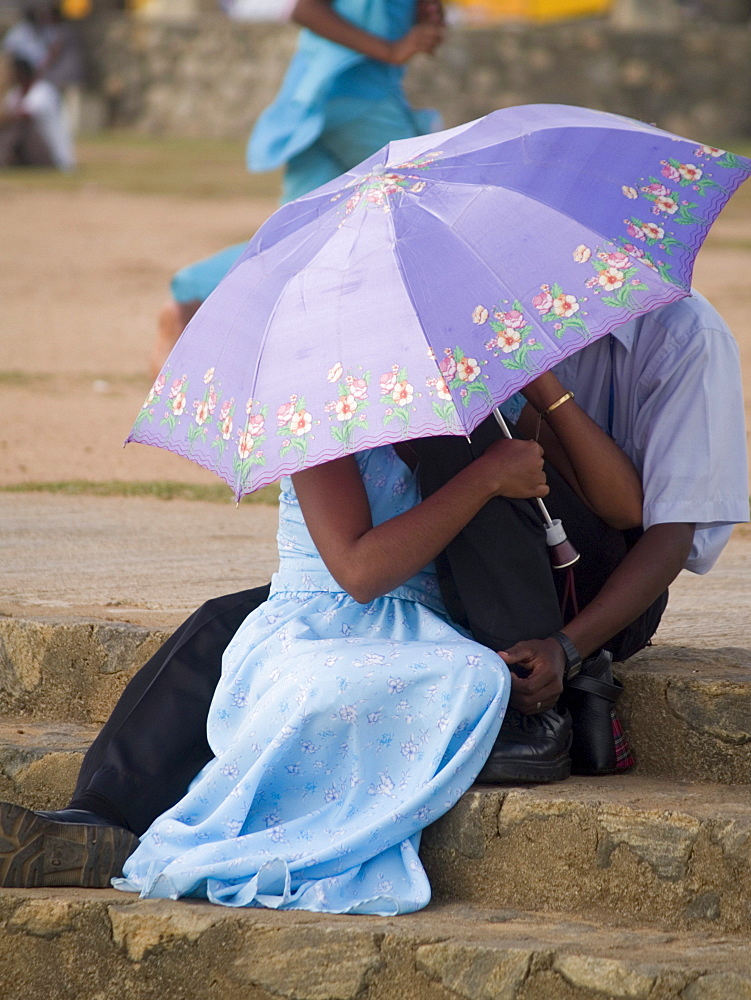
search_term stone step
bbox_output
[618,644,751,784]
[2,616,751,783]
[0,718,98,810]
[1,892,751,1000]
[2,720,750,937]
[421,775,751,937]
[0,616,170,724]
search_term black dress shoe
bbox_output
[476,706,573,784]
[0,802,139,889]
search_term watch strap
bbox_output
[548,631,582,682]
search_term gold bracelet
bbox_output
[539,390,575,421]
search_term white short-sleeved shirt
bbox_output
[4,79,75,171]
[553,291,748,574]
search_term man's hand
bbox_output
[499,638,566,713]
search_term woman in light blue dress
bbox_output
[113,438,548,914]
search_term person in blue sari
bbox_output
[0,369,649,900]
[150,0,443,377]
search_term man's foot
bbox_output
[0,803,139,888]
[476,707,573,784]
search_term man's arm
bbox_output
[290,0,444,64]
[557,522,694,657]
[518,371,643,531]
[504,522,695,713]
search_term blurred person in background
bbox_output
[150,0,445,377]
[0,54,75,169]
[2,2,48,70]
[41,1,86,134]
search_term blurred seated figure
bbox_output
[41,1,86,135]
[0,55,75,169]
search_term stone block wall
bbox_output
[404,20,751,141]
[68,14,751,141]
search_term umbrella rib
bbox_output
[414,175,695,260]
[388,207,477,435]
[399,175,703,303]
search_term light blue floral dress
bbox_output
[113,446,509,915]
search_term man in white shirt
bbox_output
[468,290,747,780]
[0,56,75,170]
[557,290,746,574]
[500,291,747,679]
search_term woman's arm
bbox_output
[516,370,644,530]
[290,0,444,65]
[292,437,548,603]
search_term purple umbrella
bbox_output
[128,104,750,499]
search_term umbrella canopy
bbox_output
[128,104,750,499]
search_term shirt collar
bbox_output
[608,317,637,352]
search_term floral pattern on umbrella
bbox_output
[617,143,747,283]
[477,302,544,373]
[333,153,442,217]
[325,364,371,450]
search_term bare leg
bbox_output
[150,298,201,379]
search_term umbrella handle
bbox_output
[491,407,580,569]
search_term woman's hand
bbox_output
[517,367,644,530]
[291,0,443,65]
[519,370,566,414]
[474,437,549,499]
[416,0,445,25]
[387,23,444,63]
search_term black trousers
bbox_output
[69,427,666,834]
[70,587,270,834]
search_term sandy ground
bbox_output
[0,187,278,486]
[0,179,749,646]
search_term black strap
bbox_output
[565,673,623,703]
